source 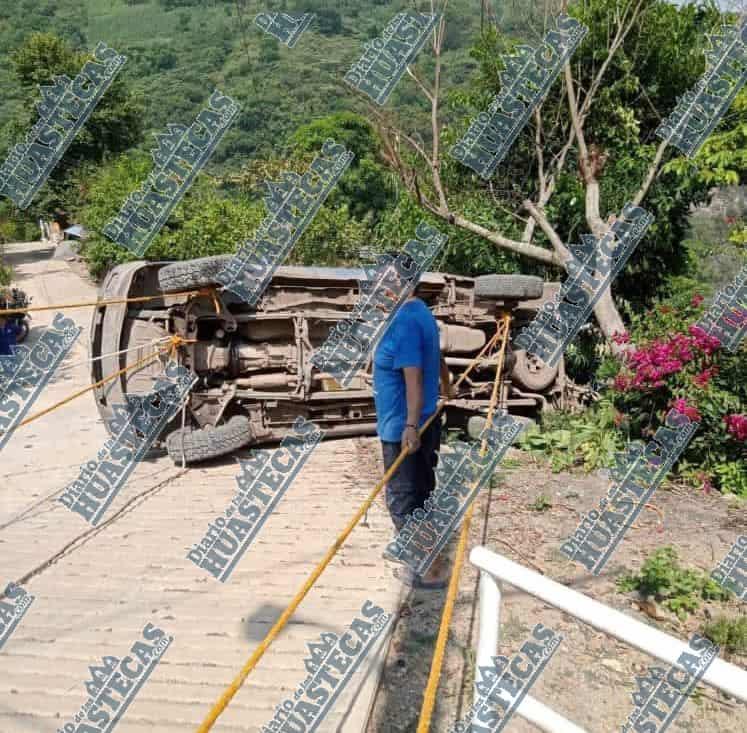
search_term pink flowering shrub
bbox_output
[724,414,747,442]
[602,286,747,496]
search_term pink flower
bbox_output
[724,414,747,442]
[613,374,631,392]
[671,398,701,422]
[688,325,722,354]
[612,331,631,345]
[691,294,704,307]
[693,367,717,388]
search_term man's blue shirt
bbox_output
[373,298,440,442]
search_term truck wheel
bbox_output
[166,414,254,465]
[157,255,234,293]
[510,349,559,391]
[15,320,29,343]
[467,414,536,442]
[474,275,543,301]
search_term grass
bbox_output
[702,615,747,655]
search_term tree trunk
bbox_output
[592,286,628,356]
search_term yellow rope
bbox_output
[0,349,164,437]
[416,502,476,733]
[196,325,505,732]
[0,288,214,316]
[0,335,195,437]
[416,311,511,733]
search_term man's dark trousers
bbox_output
[381,418,441,531]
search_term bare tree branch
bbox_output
[430,13,449,213]
[578,0,645,122]
[564,61,589,165]
[523,199,571,262]
[368,104,434,169]
[448,212,563,265]
[633,138,669,207]
[405,67,434,103]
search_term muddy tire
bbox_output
[474,275,543,301]
[510,349,559,391]
[157,255,233,293]
[166,414,254,465]
[467,414,536,442]
[15,320,29,343]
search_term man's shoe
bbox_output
[394,564,449,591]
[381,532,406,564]
[417,551,450,589]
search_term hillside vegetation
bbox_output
[0,0,549,170]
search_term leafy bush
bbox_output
[617,547,730,620]
[76,152,262,279]
[76,142,374,279]
[702,615,747,655]
[519,396,625,473]
[604,280,747,496]
[0,261,11,287]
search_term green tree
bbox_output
[290,112,395,224]
[77,151,261,278]
[366,0,743,351]
[2,33,144,220]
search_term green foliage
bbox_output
[665,88,747,187]
[617,547,731,620]
[77,151,261,277]
[290,113,395,223]
[0,261,12,287]
[519,396,625,473]
[564,329,604,385]
[701,615,747,655]
[77,141,372,278]
[527,494,552,512]
[608,276,747,496]
[711,461,747,497]
[0,31,144,234]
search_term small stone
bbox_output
[601,658,624,673]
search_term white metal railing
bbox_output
[470,546,747,733]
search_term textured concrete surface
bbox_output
[0,241,401,732]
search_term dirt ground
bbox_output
[365,445,747,733]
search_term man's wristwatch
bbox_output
[405,423,417,429]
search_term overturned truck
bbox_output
[90,256,564,464]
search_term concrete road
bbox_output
[0,241,401,732]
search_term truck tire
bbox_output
[158,255,233,293]
[15,320,29,343]
[467,414,536,442]
[474,275,543,301]
[510,349,559,391]
[166,414,254,465]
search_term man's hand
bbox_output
[401,424,421,455]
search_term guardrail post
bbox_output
[474,565,589,733]
[475,568,501,690]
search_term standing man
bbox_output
[373,278,454,589]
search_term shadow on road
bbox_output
[4,243,55,268]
